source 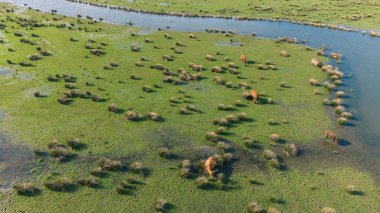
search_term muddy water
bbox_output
[0,131,35,190]
[0,111,35,190]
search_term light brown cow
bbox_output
[240,54,247,64]
[325,130,338,143]
[205,156,218,177]
[250,90,259,104]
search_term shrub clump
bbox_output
[237,112,247,120]
[205,131,220,142]
[91,167,107,177]
[269,134,280,142]
[142,85,152,92]
[186,105,198,112]
[13,182,39,196]
[263,150,276,160]
[146,112,160,121]
[179,159,192,178]
[130,162,142,173]
[77,177,99,188]
[108,103,119,112]
[309,79,319,86]
[44,177,76,192]
[155,198,167,212]
[125,110,144,121]
[159,147,170,158]
[267,207,280,213]
[337,117,348,125]
[345,185,360,195]
[50,146,71,162]
[67,137,82,149]
[283,143,298,157]
[321,207,337,213]
[280,50,289,57]
[195,176,209,188]
[247,201,263,213]
[98,157,122,171]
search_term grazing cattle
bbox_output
[311,58,323,68]
[250,90,259,104]
[325,130,339,143]
[240,54,247,64]
[205,156,218,177]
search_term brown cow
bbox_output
[325,130,338,143]
[240,54,247,64]
[250,90,259,104]
[205,156,218,177]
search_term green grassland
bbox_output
[80,0,380,30]
[0,4,379,213]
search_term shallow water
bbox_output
[0,67,12,76]
[214,41,241,46]
[0,130,35,190]
[1,0,380,179]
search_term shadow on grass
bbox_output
[338,139,351,146]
